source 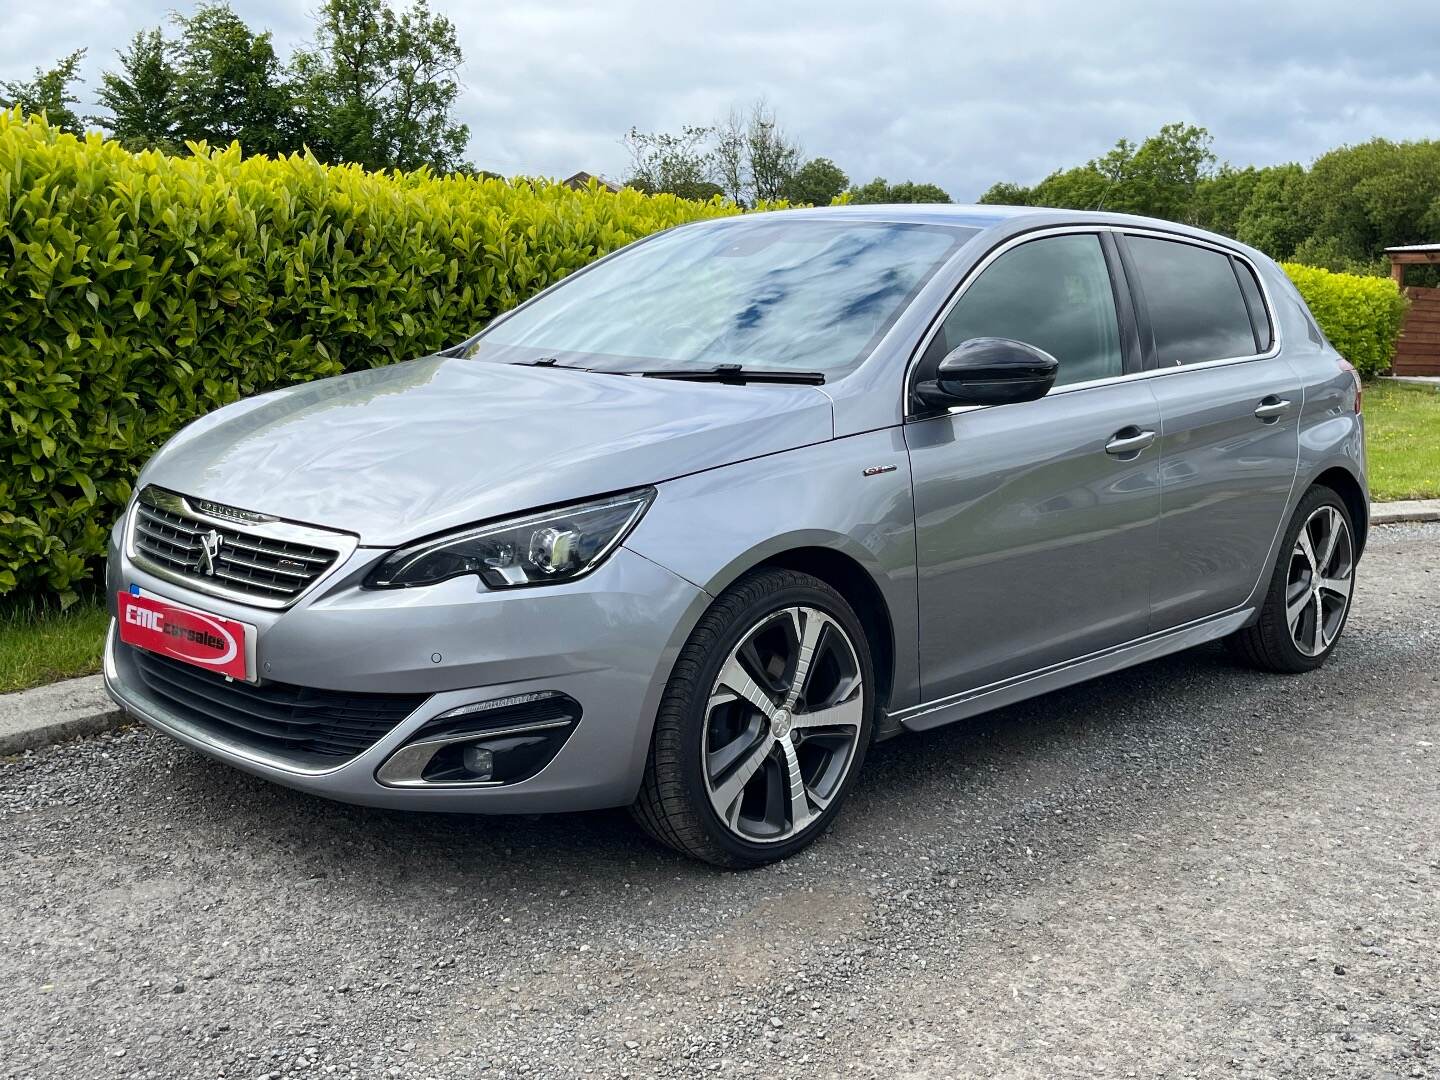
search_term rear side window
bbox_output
[1127,236,1257,366]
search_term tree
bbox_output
[95,29,179,151]
[977,181,1034,206]
[712,107,747,204]
[886,180,952,204]
[170,3,302,156]
[1189,164,1261,237]
[1297,139,1440,267]
[783,157,848,206]
[977,125,1440,271]
[984,123,1215,219]
[1027,165,1109,210]
[745,99,802,202]
[1109,123,1215,219]
[622,125,721,201]
[622,99,805,205]
[294,0,470,172]
[848,177,952,204]
[1,50,86,134]
[1233,163,1310,259]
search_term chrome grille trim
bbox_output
[125,486,358,610]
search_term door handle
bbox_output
[1104,427,1157,456]
[1254,397,1292,421]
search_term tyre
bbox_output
[1226,485,1357,674]
[632,567,875,868]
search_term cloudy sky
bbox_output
[3,0,1436,199]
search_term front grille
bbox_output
[131,492,340,605]
[129,646,428,766]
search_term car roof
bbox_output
[738,203,1260,257]
[763,203,1030,228]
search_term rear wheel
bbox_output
[632,568,874,867]
[1227,485,1356,673]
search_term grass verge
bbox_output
[0,599,110,694]
[1365,380,1440,502]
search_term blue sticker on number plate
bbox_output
[129,583,140,595]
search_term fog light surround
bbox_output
[375,691,581,788]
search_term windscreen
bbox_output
[469,218,974,378]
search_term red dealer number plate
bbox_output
[117,590,253,681]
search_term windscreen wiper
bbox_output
[641,364,826,385]
[517,357,629,375]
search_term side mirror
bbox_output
[915,337,1059,408]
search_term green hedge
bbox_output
[1282,262,1408,378]
[0,111,743,604]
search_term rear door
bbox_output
[906,230,1161,700]
[1117,232,1301,630]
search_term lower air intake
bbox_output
[128,646,427,767]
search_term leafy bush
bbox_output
[0,110,743,603]
[1282,262,1408,378]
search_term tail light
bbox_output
[1338,358,1362,415]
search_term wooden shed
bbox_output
[1386,244,1440,376]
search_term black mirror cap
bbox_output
[915,337,1060,408]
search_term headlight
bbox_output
[365,488,656,590]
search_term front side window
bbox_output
[918,233,1123,388]
[1126,236,1257,365]
[470,219,973,379]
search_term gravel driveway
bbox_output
[4,523,1438,1080]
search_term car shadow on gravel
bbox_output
[144,638,1277,906]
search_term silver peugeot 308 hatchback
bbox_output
[106,205,1366,866]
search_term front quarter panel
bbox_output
[624,428,921,710]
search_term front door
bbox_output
[906,231,1161,702]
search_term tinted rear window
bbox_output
[1128,236,1257,366]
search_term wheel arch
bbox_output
[682,534,904,717]
[1310,464,1368,557]
[752,545,898,715]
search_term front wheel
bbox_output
[1227,485,1357,673]
[632,568,874,867]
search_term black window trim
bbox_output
[903,224,1283,419]
[1112,230,1157,372]
[1098,231,1145,377]
[1228,256,1263,354]
[1230,254,1273,353]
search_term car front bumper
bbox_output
[103,521,709,813]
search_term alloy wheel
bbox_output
[1286,505,1354,657]
[701,606,865,843]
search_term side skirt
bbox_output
[893,608,1253,734]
